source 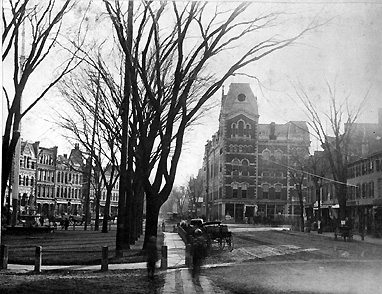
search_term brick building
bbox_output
[200,83,310,222]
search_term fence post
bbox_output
[1,245,9,270]
[185,244,192,267]
[161,245,168,270]
[101,246,108,272]
[35,246,42,273]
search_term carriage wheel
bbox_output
[218,238,225,250]
[227,236,234,252]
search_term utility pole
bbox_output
[316,178,322,234]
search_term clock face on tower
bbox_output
[238,93,246,102]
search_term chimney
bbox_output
[269,122,276,140]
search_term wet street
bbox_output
[202,226,382,293]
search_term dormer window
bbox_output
[238,93,246,102]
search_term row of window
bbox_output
[262,149,283,161]
[39,154,54,166]
[36,186,82,199]
[37,169,55,182]
[57,171,82,185]
[261,183,282,200]
[348,179,382,200]
[231,120,252,138]
[101,192,118,202]
[232,183,248,198]
[261,171,284,178]
[20,156,36,169]
[56,186,82,199]
[348,158,382,179]
[231,158,249,176]
[19,175,34,187]
[228,144,254,153]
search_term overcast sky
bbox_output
[4,0,382,186]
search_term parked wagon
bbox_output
[201,221,234,252]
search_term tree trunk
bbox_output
[102,187,113,233]
[143,192,161,250]
[298,191,305,232]
[337,184,347,220]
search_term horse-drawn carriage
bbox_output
[201,221,234,251]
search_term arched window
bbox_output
[238,120,244,137]
[262,149,271,161]
[241,159,249,176]
[245,124,251,137]
[232,159,240,175]
[231,123,237,137]
[275,150,283,161]
[229,145,234,152]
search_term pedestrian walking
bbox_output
[64,218,70,230]
[146,236,158,279]
[39,216,44,226]
[191,228,207,279]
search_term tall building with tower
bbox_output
[201,83,310,223]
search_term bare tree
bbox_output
[1,0,86,205]
[294,81,368,220]
[289,146,310,232]
[57,55,122,233]
[104,0,323,250]
[187,176,204,219]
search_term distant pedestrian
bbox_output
[191,228,207,279]
[162,220,165,232]
[39,216,44,226]
[146,236,158,279]
[64,218,70,230]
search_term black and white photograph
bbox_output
[1,0,382,293]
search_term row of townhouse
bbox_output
[4,141,119,225]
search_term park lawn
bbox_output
[1,228,164,265]
[0,269,165,294]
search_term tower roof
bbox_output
[221,83,258,120]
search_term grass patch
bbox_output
[1,228,164,266]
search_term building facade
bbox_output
[347,150,382,236]
[35,145,58,217]
[8,140,120,223]
[54,143,84,216]
[201,83,310,223]
[17,141,39,216]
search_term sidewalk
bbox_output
[289,229,382,245]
